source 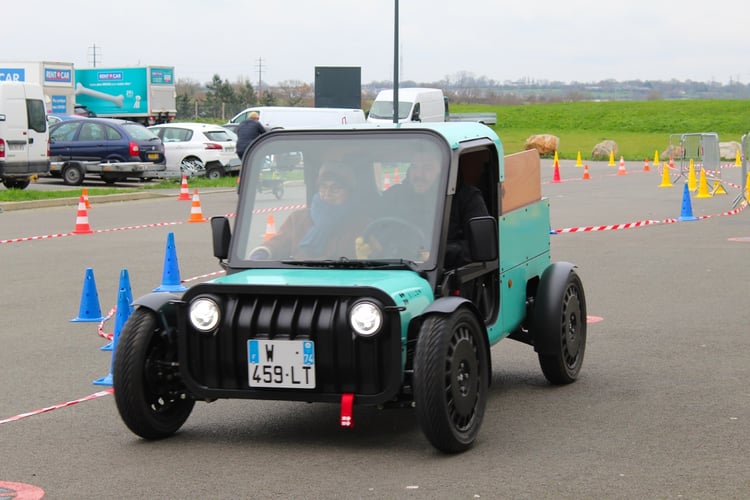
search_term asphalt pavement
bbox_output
[0,159,748,499]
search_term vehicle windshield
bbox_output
[123,123,160,140]
[232,130,449,269]
[368,100,413,120]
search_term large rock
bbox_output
[591,140,618,161]
[661,145,683,160]
[719,141,741,161]
[524,134,559,156]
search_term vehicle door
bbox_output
[103,123,126,161]
[74,121,107,161]
[24,92,48,168]
[49,121,81,160]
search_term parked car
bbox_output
[48,118,165,184]
[74,104,97,117]
[148,122,240,179]
[47,114,80,125]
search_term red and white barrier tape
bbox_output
[554,201,747,233]
[0,389,113,425]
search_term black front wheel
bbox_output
[113,308,194,439]
[413,309,489,453]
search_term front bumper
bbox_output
[176,283,404,405]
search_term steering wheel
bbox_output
[361,216,428,260]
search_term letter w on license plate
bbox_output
[248,339,315,389]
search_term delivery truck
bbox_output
[74,66,177,125]
[0,82,50,189]
[0,61,75,114]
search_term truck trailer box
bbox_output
[0,61,75,114]
[74,66,176,125]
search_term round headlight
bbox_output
[350,301,383,337]
[189,297,221,332]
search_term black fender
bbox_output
[132,292,181,327]
[532,261,583,355]
[418,296,492,383]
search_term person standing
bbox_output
[236,111,266,160]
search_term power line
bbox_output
[88,44,101,68]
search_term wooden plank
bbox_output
[501,149,542,214]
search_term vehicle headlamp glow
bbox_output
[349,301,383,337]
[189,297,221,332]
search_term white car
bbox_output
[148,123,240,179]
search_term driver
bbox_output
[356,147,489,266]
[250,162,366,260]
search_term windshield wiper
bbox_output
[280,258,422,272]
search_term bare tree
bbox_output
[276,80,313,106]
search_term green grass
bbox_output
[451,99,750,159]
[0,186,137,202]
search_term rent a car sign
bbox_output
[0,68,25,81]
[74,67,149,115]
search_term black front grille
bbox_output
[177,284,402,405]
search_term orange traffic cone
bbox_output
[582,164,590,180]
[392,167,401,184]
[643,159,651,172]
[552,158,561,183]
[383,173,391,190]
[177,174,191,201]
[187,189,207,223]
[263,214,277,240]
[82,187,92,208]
[617,156,627,175]
[73,194,93,234]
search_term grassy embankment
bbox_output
[452,99,749,159]
[2,100,746,202]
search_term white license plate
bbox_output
[248,339,315,388]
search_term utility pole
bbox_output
[393,0,399,123]
[88,43,101,68]
[255,57,265,103]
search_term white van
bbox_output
[228,106,365,130]
[0,82,49,189]
[367,88,447,124]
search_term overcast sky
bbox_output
[9,0,749,86]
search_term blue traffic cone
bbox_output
[153,232,187,292]
[678,183,698,221]
[71,268,106,322]
[94,276,132,386]
[101,269,134,351]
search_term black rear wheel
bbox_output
[534,266,587,384]
[413,309,489,453]
[113,308,194,439]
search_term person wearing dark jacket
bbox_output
[236,111,266,160]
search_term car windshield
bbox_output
[232,130,448,269]
[204,130,233,142]
[123,123,160,141]
[368,100,413,120]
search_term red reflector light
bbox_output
[204,142,223,150]
[0,139,5,158]
[129,142,140,156]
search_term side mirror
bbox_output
[210,216,231,260]
[467,216,498,262]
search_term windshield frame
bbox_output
[230,128,452,272]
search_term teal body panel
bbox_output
[214,268,434,344]
[392,122,505,181]
[486,199,551,344]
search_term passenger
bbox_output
[236,111,266,160]
[250,162,366,260]
[371,148,489,267]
